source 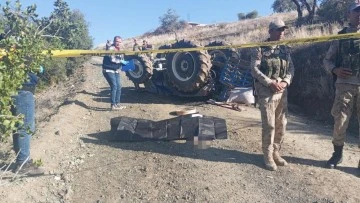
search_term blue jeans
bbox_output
[103,70,121,105]
[12,91,35,165]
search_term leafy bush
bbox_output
[237,13,246,20]
[317,0,354,23]
[0,0,49,139]
[39,1,92,85]
[237,10,259,21]
[0,0,92,140]
[154,9,187,34]
[272,0,297,12]
[245,10,258,19]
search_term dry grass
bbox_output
[95,11,342,51]
[101,11,341,51]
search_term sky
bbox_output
[17,0,275,46]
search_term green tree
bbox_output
[290,0,318,24]
[39,0,93,84]
[272,0,297,12]
[245,10,259,19]
[0,0,50,140]
[155,9,186,34]
[317,0,354,23]
[237,13,246,20]
[67,10,93,49]
[0,0,93,140]
[237,10,259,21]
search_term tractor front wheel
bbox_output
[166,40,211,93]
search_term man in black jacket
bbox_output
[102,36,128,110]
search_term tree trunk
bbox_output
[291,0,303,25]
[309,0,317,22]
[301,0,317,23]
[301,0,311,13]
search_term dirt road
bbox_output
[1,57,359,202]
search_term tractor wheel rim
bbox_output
[172,52,196,82]
[180,60,189,71]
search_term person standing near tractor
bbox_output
[105,39,112,50]
[133,39,142,51]
[102,35,128,110]
[142,40,153,50]
[323,1,360,170]
[251,19,294,171]
[141,40,154,59]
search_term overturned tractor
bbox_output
[125,39,244,97]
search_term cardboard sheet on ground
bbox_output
[110,115,227,142]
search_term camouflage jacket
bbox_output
[133,43,142,51]
[323,26,360,85]
[251,45,294,88]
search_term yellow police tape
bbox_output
[1,32,360,58]
[48,32,360,58]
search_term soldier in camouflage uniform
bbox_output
[323,1,360,170]
[133,39,142,51]
[251,19,295,171]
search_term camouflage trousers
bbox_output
[331,83,360,146]
[257,88,288,154]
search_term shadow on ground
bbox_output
[286,113,360,146]
[59,87,209,112]
[81,130,360,177]
[60,99,110,112]
[284,156,360,178]
[81,87,209,105]
[81,131,264,169]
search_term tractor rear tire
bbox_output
[125,55,153,84]
[166,40,211,93]
[206,41,239,69]
[156,44,172,59]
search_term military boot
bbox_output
[264,151,277,171]
[326,145,343,169]
[273,147,288,166]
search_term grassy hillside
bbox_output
[120,11,340,48]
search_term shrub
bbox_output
[154,9,186,34]
[317,0,354,23]
[0,0,92,139]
